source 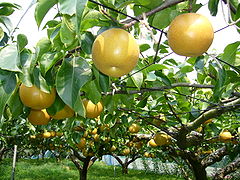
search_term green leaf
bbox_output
[208,0,219,16]
[47,96,65,116]
[93,66,110,93]
[0,32,9,46]
[81,31,94,54]
[155,71,172,86]
[136,0,163,9]
[34,0,57,27]
[82,80,102,104]
[19,49,33,71]
[180,65,194,73]
[130,69,143,89]
[213,66,226,101]
[59,0,76,15]
[39,52,63,75]
[222,41,240,66]
[0,2,20,16]
[152,9,179,29]
[140,44,151,52]
[104,94,120,113]
[0,86,12,118]
[0,27,3,42]
[0,69,16,94]
[36,38,51,60]
[56,57,92,117]
[136,95,149,108]
[0,16,12,33]
[7,88,23,118]
[0,6,14,16]
[194,56,205,70]
[60,15,76,46]
[76,0,88,41]
[81,9,107,31]
[0,45,21,72]
[152,8,172,29]
[17,34,28,52]
[0,2,20,9]
[145,64,168,72]
[32,67,51,93]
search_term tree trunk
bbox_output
[79,157,91,180]
[187,156,208,180]
[79,169,87,180]
[122,164,129,174]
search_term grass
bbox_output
[0,158,184,180]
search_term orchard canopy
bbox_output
[0,0,240,180]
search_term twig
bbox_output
[10,0,36,38]
[88,0,166,33]
[206,53,240,73]
[153,30,164,63]
[100,8,119,24]
[164,93,184,126]
[122,0,186,28]
[187,97,240,131]
[118,52,173,83]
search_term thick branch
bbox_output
[126,154,140,166]
[112,154,124,166]
[70,147,86,162]
[70,154,82,170]
[213,157,240,180]
[122,0,186,28]
[105,83,214,95]
[201,146,229,168]
[87,157,97,169]
[187,97,240,132]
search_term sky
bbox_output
[5,0,240,53]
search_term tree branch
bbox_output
[122,0,186,28]
[105,83,214,95]
[112,154,124,166]
[187,97,240,132]
[213,157,240,180]
[70,154,82,170]
[164,93,184,126]
[87,157,97,170]
[201,146,229,168]
[70,147,86,162]
[127,154,140,166]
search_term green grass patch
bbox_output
[0,158,183,180]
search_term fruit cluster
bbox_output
[19,84,103,125]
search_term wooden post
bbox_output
[11,145,17,180]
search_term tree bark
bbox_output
[213,157,240,180]
[122,164,129,174]
[112,154,140,174]
[79,157,91,180]
[201,146,229,168]
[187,157,208,180]
[178,151,208,180]
[87,157,97,169]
